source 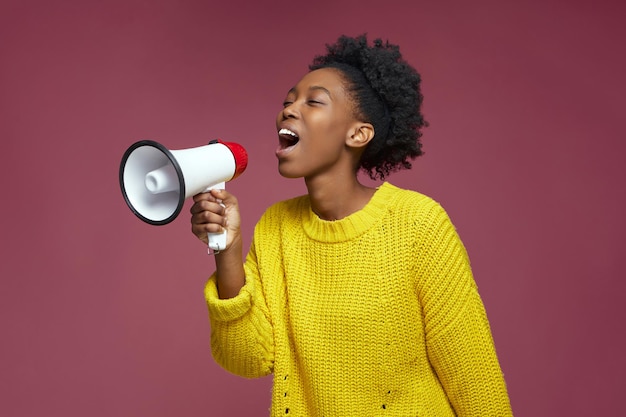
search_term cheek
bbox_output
[309,112,346,138]
[317,118,352,150]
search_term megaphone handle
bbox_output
[206,182,226,254]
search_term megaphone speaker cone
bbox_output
[119,140,185,225]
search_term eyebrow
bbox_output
[287,85,332,98]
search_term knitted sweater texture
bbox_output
[205,182,512,416]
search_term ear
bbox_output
[346,122,375,149]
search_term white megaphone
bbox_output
[119,139,248,253]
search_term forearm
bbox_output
[214,234,245,299]
[205,273,274,378]
[205,247,275,378]
[427,295,512,416]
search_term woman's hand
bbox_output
[190,189,241,251]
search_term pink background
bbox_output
[1,1,624,416]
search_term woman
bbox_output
[191,34,512,416]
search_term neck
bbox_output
[304,174,377,221]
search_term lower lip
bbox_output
[275,142,298,158]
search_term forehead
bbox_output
[291,67,348,95]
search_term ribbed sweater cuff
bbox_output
[204,273,253,322]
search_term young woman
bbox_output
[191,34,512,416]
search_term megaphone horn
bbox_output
[119,139,248,253]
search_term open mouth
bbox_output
[278,128,300,149]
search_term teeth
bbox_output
[279,128,298,138]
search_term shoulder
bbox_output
[382,182,449,221]
[381,183,462,250]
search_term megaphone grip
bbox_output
[208,231,226,254]
[206,181,227,255]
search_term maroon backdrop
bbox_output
[1,1,624,416]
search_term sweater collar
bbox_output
[301,182,397,242]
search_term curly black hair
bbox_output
[310,34,427,180]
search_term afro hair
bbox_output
[310,34,427,180]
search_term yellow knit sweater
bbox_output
[205,183,512,416]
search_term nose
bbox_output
[280,102,299,120]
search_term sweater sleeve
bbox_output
[416,202,512,416]
[205,235,275,379]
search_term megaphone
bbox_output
[119,139,248,253]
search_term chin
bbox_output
[277,163,304,179]
[277,169,302,179]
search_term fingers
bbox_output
[192,190,219,204]
[191,200,226,228]
[192,189,236,205]
[190,198,226,217]
[190,189,240,244]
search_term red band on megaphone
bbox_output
[218,140,248,180]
